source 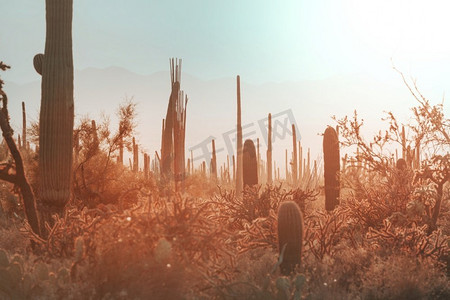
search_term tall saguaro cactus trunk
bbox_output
[323,126,340,211]
[267,113,273,184]
[173,90,187,190]
[37,0,74,225]
[160,59,188,191]
[292,124,298,186]
[277,201,303,275]
[161,74,179,179]
[161,59,186,187]
[243,139,258,187]
[210,139,217,180]
[236,76,243,197]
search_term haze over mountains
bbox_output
[4,66,421,171]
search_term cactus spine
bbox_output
[243,139,258,187]
[38,0,74,224]
[236,75,243,197]
[267,113,273,184]
[277,201,303,275]
[323,126,340,211]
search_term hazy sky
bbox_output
[3,0,450,89]
[2,0,450,173]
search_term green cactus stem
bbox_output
[38,0,74,226]
[277,201,303,275]
[267,113,273,184]
[243,139,258,187]
[323,126,340,211]
[292,124,298,185]
[236,75,243,196]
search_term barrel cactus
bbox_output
[277,201,303,275]
[323,126,340,211]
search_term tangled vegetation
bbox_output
[0,58,449,299]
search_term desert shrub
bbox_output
[212,184,317,230]
[303,206,360,260]
[360,255,449,300]
[70,100,162,211]
[301,246,372,299]
[67,193,234,298]
[182,172,218,198]
[367,219,448,260]
[0,248,87,299]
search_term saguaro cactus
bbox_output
[267,113,273,184]
[173,90,187,187]
[161,59,181,179]
[323,126,340,211]
[277,201,303,275]
[236,75,243,197]
[210,139,217,180]
[36,0,74,223]
[118,122,124,165]
[144,153,150,179]
[292,124,298,185]
[161,59,188,190]
[243,139,258,187]
[132,137,138,172]
[256,138,260,180]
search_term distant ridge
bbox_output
[4,66,413,168]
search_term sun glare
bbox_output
[345,0,450,60]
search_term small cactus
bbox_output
[8,262,23,287]
[35,261,49,281]
[11,254,24,270]
[396,158,407,170]
[74,236,85,262]
[22,273,33,294]
[0,249,9,267]
[293,274,306,300]
[154,238,172,263]
[277,201,303,275]
[57,267,70,286]
[276,277,291,300]
[323,126,340,211]
[243,139,258,187]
